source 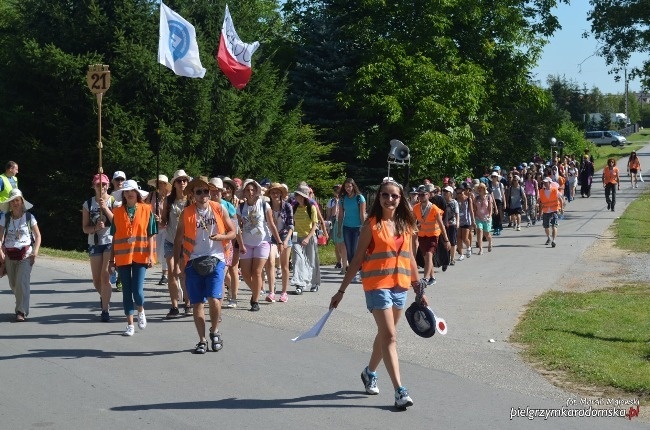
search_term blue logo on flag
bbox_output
[167,20,190,62]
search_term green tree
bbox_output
[283,0,570,184]
[588,0,650,87]
[0,0,335,250]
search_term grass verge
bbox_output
[512,188,650,398]
[40,247,87,261]
[511,285,650,395]
[615,191,650,252]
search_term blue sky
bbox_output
[531,1,644,94]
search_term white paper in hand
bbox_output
[291,309,334,342]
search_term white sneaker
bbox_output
[123,324,135,336]
[353,273,362,283]
[225,299,237,309]
[458,254,465,261]
[138,312,147,330]
[394,387,413,409]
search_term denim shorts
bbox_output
[365,287,408,312]
[164,240,174,259]
[185,259,226,304]
[88,243,112,256]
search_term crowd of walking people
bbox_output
[0,148,644,409]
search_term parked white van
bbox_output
[585,130,627,147]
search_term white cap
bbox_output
[112,171,126,180]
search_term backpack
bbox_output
[85,196,115,228]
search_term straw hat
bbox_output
[0,189,33,213]
[221,176,237,190]
[147,174,171,193]
[265,182,288,199]
[239,179,262,198]
[185,176,211,196]
[171,169,190,184]
[208,177,224,191]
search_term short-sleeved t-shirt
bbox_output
[237,199,270,246]
[294,205,318,237]
[340,194,365,227]
[0,212,37,256]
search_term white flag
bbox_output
[158,2,206,78]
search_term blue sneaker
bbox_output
[360,367,379,395]
[394,386,413,409]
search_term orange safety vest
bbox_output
[180,201,230,266]
[361,219,413,292]
[539,188,559,213]
[113,204,152,266]
[413,202,442,237]
[603,167,619,184]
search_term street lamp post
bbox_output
[550,137,557,163]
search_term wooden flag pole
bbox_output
[86,64,111,174]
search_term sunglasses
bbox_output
[380,192,401,200]
[194,188,210,196]
[114,178,125,182]
[175,178,188,184]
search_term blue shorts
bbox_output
[185,259,226,304]
[365,287,408,312]
[164,240,174,259]
[88,243,112,256]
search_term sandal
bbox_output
[209,331,223,352]
[194,341,208,354]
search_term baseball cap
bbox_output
[92,173,110,185]
[113,171,126,180]
[443,186,454,193]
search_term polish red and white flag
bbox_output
[217,5,259,90]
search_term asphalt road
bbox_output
[1,148,648,429]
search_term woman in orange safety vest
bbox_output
[627,151,642,189]
[330,177,428,410]
[110,180,157,337]
[602,158,620,211]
